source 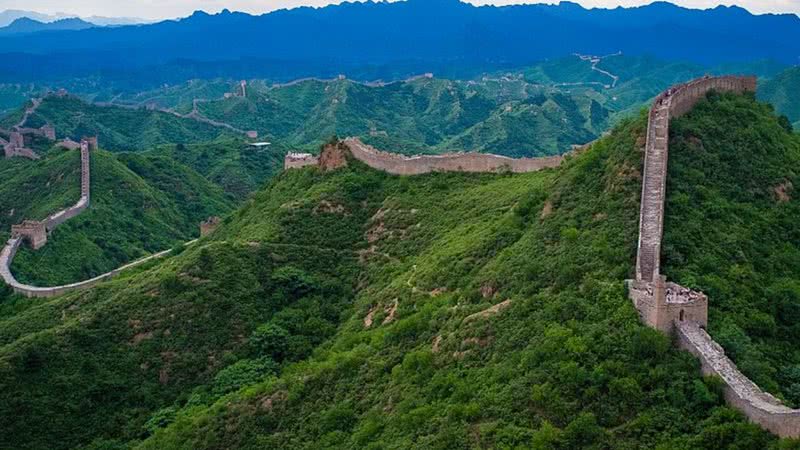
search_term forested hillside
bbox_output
[0,95,235,151]
[0,145,233,287]
[663,92,800,407]
[760,67,800,130]
[2,92,798,449]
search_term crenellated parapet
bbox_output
[628,75,800,438]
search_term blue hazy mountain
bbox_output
[0,0,798,82]
[0,17,95,35]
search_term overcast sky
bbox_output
[2,0,798,20]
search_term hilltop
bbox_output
[1,90,799,449]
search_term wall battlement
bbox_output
[285,137,566,175]
[628,75,799,438]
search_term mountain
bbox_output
[0,0,798,83]
[1,88,798,449]
[0,17,94,35]
[0,95,237,151]
[760,66,800,129]
[0,138,234,286]
[0,9,148,27]
[0,10,57,27]
[194,76,608,157]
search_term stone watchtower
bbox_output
[11,220,47,250]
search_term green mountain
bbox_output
[1,95,236,151]
[663,91,800,406]
[2,91,798,449]
[153,139,287,200]
[195,77,606,157]
[759,66,800,130]
[0,140,234,287]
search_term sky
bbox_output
[1,0,798,20]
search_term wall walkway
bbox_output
[630,75,799,438]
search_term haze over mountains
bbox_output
[1,0,799,83]
[0,9,147,27]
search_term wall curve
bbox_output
[1,139,191,298]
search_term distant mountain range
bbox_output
[0,9,148,28]
[0,0,798,84]
[0,17,94,35]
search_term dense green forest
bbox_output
[2,55,790,159]
[1,92,799,449]
[663,92,800,407]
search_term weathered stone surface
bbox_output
[343,138,563,175]
[284,137,566,174]
[677,322,800,438]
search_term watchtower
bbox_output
[11,220,47,250]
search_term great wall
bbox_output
[285,75,800,438]
[0,134,207,298]
[2,74,797,438]
[626,75,800,438]
[285,138,565,174]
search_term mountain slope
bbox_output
[3,92,797,449]
[663,91,800,406]
[0,144,233,287]
[759,67,800,129]
[3,95,236,151]
[197,77,607,156]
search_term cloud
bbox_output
[0,0,797,20]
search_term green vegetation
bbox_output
[1,144,233,286]
[760,67,800,130]
[2,96,235,151]
[196,77,605,157]
[154,139,286,200]
[663,91,800,407]
[2,92,799,449]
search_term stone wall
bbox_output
[635,76,757,283]
[1,136,200,298]
[342,138,564,175]
[677,322,800,438]
[44,140,90,230]
[3,131,40,160]
[628,277,708,334]
[0,237,181,298]
[627,75,800,438]
[285,152,319,169]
